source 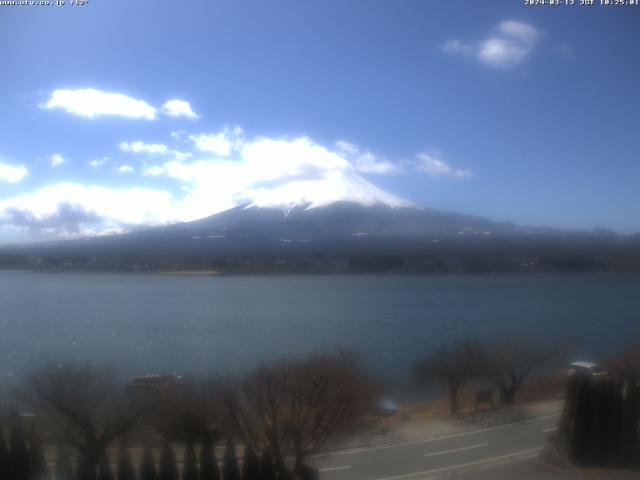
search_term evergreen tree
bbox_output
[76,456,90,480]
[258,452,276,480]
[198,436,218,480]
[240,446,259,480]
[9,412,30,480]
[158,440,178,480]
[626,378,640,469]
[54,445,74,480]
[293,455,318,480]
[561,369,640,470]
[139,444,157,480]
[570,373,593,465]
[222,440,239,480]
[182,442,198,480]
[28,427,49,480]
[98,452,114,480]
[116,443,135,480]
[0,424,10,480]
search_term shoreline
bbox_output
[2,266,640,277]
[155,270,224,277]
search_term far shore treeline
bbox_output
[2,250,640,274]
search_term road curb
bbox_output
[539,458,640,479]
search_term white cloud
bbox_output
[442,20,541,68]
[170,130,188,140]
[0,161,28,183]
[119,141,169,155]
[0,127,470,241]
[142,164,165,177]
[144,135,412,219]
[335,141,402,175]
[162,99,199,119]
[498,20,540,46]
[0,183,176,238]
[42,88,157,119]
[50,153,66,167]
[334,140,359,156]
[336,141,470,178]
[353,152,401,175]
[441,39,474,56]
[172,151,192,161]
[117,165,135,174]
[189,127,244,156]
[478,38,528,67]
[416,153,471,179]
[89,157,109,168]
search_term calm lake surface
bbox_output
[1,271,639,387]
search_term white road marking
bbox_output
[317,465,352,472]
[373,446,543,480]
[524,413,560,423]
[423,442,488,457]
[542,427,558,433]
[311,413,560,457]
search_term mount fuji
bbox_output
[1,170,638,273]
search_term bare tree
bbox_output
[485,338,561,404]
[415,339,487,415]
[221,363,296,476]
[146,378,221,445]
[223,352,378,475]
[285,353,378,463]
[21,365,140,480]
[606,341,640,380]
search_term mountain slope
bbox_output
[4,202,637,267]
[14,202,506,255]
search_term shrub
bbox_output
[182,442,198,480]
[139,443,157,480]
[222,440,240,480]
[116,442,136,480]
[158,440,178,480]
[240,446,259,480]
[54,445,74,480]
[199,435,219,480]
[98,452,114,480]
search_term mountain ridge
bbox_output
[1,201,639,274]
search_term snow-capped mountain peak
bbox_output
[245,170,415,212]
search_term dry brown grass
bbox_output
[382,372,568,428]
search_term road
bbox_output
[309,412,563,480]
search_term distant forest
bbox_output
[2,251,640,274]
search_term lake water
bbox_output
[1,271,639,388]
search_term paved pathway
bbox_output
[309,401,572,479]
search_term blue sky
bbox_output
[1,0,639,242]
